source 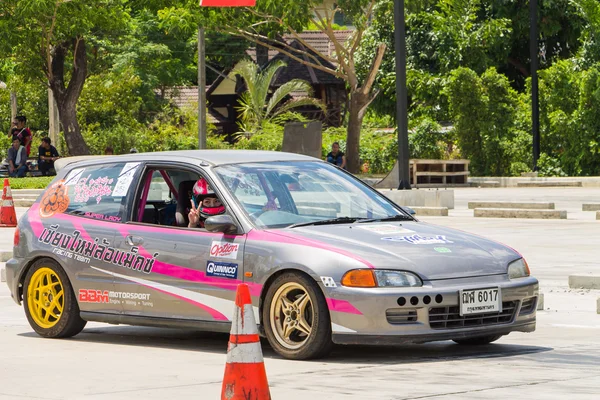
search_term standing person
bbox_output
[10,115,32,156]
[38,137,60,176]
[326,142,347,169]
[7,137,28,177]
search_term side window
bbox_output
[62,162,141,222]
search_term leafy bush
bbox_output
[409,118,447,159]
[537,153,567,177]
[8,176,54,189]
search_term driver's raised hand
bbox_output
[188,199,200,228]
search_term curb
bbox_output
[568,275,600,290]
[12,199,35,208]
[468,201,554,210]
[516,181,582,187]
[410,207,449,216]
[582,204,600,212]
[597,211,600,221]
[474,208,567,219]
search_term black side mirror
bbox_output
[204,214,238,234]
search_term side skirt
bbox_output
[80,311,233,333]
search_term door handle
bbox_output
[126,235,144,246]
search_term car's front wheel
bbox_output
[263,272,333,360]
[453,334,503,345]
[23,258,87,338]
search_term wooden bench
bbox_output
[409,159,470,188]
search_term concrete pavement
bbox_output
[0,187,599,399]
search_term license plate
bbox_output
[459,288,501,316]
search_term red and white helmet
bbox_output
[193,178,225,218]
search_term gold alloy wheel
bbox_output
[270,282,314,350]
[27,267,64,329]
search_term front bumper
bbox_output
[326,274,538,345]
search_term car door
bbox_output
[41,161,143,314]
[111,164,247,323]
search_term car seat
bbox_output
[175,180,197,227]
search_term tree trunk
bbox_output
[48,38,90,156]
[346,91,369,174]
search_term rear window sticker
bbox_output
[112,163,140,197]
[74,175,114,204]
[64,168,84,186]
[206,261,238,279]
[320,277,337,288]
[382,234,453,245]
[358,225,415,235]
[39,180,69,218]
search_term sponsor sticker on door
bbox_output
[206,261,239,279]
[210,241,239,259]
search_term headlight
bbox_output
[508,258,530,279]
[341,269,422,287]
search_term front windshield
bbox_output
[214,161,410,229]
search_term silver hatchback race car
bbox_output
[5,150,538,359]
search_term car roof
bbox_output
[57,150,322,172]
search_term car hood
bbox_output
[275,222,519,280]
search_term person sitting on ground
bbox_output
[10,115,32,157]
[326,142,347,170]
[188,177,225,228]
[8,137,28,178]
[38,137,60,176]
[104,146,114,155]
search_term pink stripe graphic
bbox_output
[28,204,44,237]
[147,285,229,321]
[326,298,363,315]
[247,230,375,269]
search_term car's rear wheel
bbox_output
[23,258,86,338]
[263,272,333,360]
[453,334,503,345]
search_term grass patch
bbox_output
[6,176,54,189]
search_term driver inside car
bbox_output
[188,178,225,228]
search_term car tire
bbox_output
[452,334,503,345]
[23,258,87,338]
[262,272,333,360]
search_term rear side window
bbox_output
[60,162,141,222]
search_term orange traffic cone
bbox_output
[221,284,271,400]
[0,179,17,227]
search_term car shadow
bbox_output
[18,325,552,364]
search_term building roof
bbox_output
[160,86,223,124]
[247,30,355,66]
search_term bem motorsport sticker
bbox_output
[78,289,153,307]
[382,234,453,245]
[210,241,239,259]
[206,261,238,279]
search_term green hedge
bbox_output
[6,177,54,189]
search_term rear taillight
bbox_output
[13,227,19,246]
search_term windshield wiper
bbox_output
[289,217,365,229]
[357,215,413,223]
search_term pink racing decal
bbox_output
[326,298,363,315]
[147,286,229,321]
[247,230,375,269]
[113,226,262,297]
[28,204,44,237]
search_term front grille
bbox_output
[428,301,517,329]
[519,297,537,315]
[386,309,418,325]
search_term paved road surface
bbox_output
[0,188,599,399]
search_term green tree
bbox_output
[159,0,387,173]
[233,60,325,134]
[0,0,131,155]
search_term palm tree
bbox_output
[233,59,326,135]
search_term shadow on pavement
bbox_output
[18,325,552,364]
